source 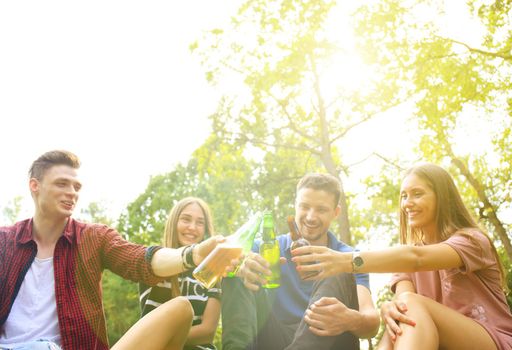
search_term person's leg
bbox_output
[221,277,259,350]
[112,296,193,350]
[286,273,360,350]
[393,292,497,350]
[252,288,296,350]
[222,277,296,350]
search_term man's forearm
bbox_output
[349,309,380,339]
[351,285,380,339]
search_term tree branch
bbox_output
[440,136,512,259]
[372,153,407,172]
[330,93,413,145]
[439,36,512,61]
[268,92,320,144]
[330,113,375,144]
[237,133,321,155]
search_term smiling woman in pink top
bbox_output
[291,163,512,350]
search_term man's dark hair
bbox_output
[29,150,81,180]
[296,173,341,207]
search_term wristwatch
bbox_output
[352,251,364,273]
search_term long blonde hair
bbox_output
[399,163,506,289]
[163,197,215,298]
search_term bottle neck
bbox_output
[262,213,275,241]
[262,227,276,241]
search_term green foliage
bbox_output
[214,321,223,349]
[117,136,262,244]
[193,0,412,243]
[117,162,198,245]
[79,201,114,226]
[252,145,326,233]
[104,0,512,344]
[374,284,394,346]
[497,247,512,311]
[102,270,140,345]
[1,196,23,224]
[193,135,262,233]
[118,134,328,242]
[350,165,403,245]
[354,0,512,260]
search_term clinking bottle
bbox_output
[225,212,263,278]
[288,215,309,250]
[194,212,263,287]
[287,215,317,279]
[259,211,281,288]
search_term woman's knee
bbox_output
[395,291,425,307]
[161,296,194,323]
[395,292,438,323]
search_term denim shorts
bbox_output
[0,340,62,350]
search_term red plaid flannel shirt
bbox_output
[0,218,163,349]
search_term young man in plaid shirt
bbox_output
[0,150,225,350]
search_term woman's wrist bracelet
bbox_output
[182,244,198,270]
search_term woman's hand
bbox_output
[290,245,350,280]
[380,300,416,342]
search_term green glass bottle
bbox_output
[226,212,263,278]
[259,211,281,288]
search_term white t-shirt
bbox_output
[0,257,61,348]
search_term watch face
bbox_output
[354,256,364,267]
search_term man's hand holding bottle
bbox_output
[237,252,286,291]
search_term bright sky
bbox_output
[0,0,420,225]
[0,0,495,226]
[0,0,490,222]
[0,1,238,222]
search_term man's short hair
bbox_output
[296,173,341,207]
[29,150,81,180]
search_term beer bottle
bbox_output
[259,211,281,288]
[287,215,317,279]
[288,215,310,250]
[225,212,263,278]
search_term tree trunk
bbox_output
[451,157,512,260]
[436,130,512,261]
[337,184,351,244]
[321,151,351,244]
[311,55,351,244]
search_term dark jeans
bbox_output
[221,273,359,350]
